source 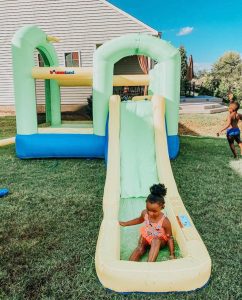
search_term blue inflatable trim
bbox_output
[0,188,9,198]
[104,114,109,165]
[167,135,179,159]
[16,134,106,159]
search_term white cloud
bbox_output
[177,26,194,36]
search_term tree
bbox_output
[200,52,242,102]
[179,46,189,96]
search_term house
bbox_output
[0,0,159,114]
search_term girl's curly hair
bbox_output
[146,183,167,205]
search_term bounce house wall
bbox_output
[149,60,180,159]
[16,134,106,159]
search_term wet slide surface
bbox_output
[118,101,181,261]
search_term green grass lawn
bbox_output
[0,136,241,300]
[179,109,242,137]
[0,115,49,140]
[0,116,16,139]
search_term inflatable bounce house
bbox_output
[12,25,211,293]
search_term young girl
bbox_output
[217,102,242,158]
[119,184,175,262]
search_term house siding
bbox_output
[0,0,157,108]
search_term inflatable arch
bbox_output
[12,25,61,134]
[93,34,181,157]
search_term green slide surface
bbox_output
[119,101,181,261]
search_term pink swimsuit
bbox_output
[140,213,168,245]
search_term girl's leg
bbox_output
[148,238,166,262]
[129,236,149,261]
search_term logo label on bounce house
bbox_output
[50,70,75,74]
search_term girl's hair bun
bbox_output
[150,183,167,197]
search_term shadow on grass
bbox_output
[178,122,200,136]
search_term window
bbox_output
[38,54,45,67]
[64,52,81,67]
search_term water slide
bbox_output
[95,95,211,293]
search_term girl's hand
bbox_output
[119,221,126,226]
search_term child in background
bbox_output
[119,184,175,262]
[121,86,130,101]
[217,102,242,158]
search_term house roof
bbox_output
[100,0,158,35]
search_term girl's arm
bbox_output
[119,210,145,227]
[163,218,175,259]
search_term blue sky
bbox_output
[109,0,242,71]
